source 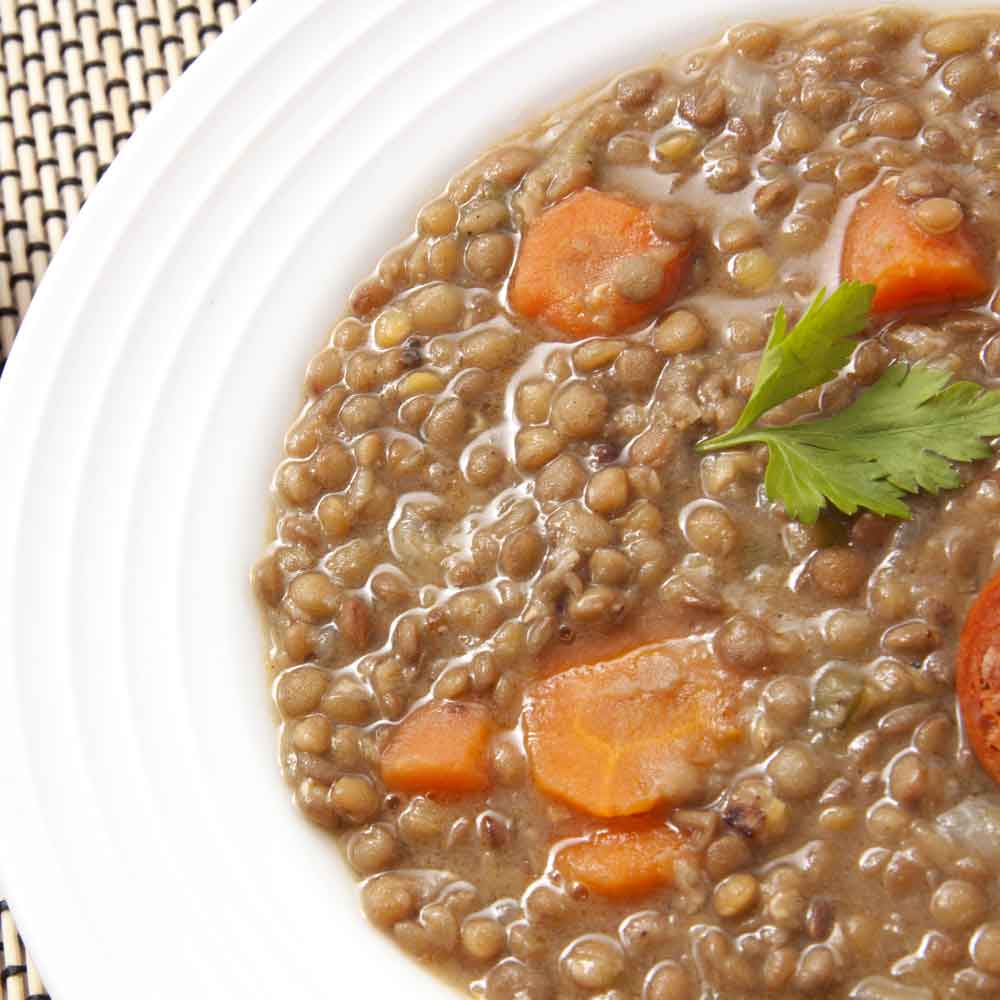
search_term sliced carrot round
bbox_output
[508,188,690,339]
[556,821,691,898]
[523,639,743,818]
[381,700,492,794]
[841,181,989,313]
[958,569,1000,787]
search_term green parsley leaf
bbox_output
[698,286,1000,523]
[717,281,876,442]
[759,432,909,525]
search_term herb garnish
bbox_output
[697,282,1000,523]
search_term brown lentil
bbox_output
[535,453,586,501]
[276,666,327,717]
[461,917,506,962]
[809,547,868,599]
[713,873,759,918]
[586,466,630,514]
[972,923,1000,976]
[516,427,563,470]
[715,616,770,672]
[768,743,822,800]
[654,310,707,355]
[550,383,608,439]
[258,13,1000,1000]
[931,880,989,930]
[347,824,398,875]
[684,503,738,557]
[914,196,963,235]
[562,937,624,990]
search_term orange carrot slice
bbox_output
[957,567,1000,788]
[841,181,990,313]
[523,639,742,818]
[381,700,492,794]
[537,615,685,678]
[556,821,692,898]
[508,188,690,339]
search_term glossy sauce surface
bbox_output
[254,10,1000,998]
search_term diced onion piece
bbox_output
[937,796,1000,866]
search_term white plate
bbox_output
[0,1,977,996]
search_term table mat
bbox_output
[0,1,254,993]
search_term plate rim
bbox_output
[0,1,982,996]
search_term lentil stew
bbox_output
[254,9,1000,998]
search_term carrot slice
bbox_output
[523,639,742,818]
[538,614,686,678]
[841,181,989,313]
[508,188,690,339]
[556,820,692,898]
[957,568,1000,787]
[381,700,492,794]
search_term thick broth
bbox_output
[255,9,1000,999]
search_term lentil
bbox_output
[258,13,1000,999]
[971,923,1000,976]
[930,880,988,930]
[276,667,327,717]
[713,873,759,918]
[551,383,608,439]
[715,616,770,672]
[586,467,630,514]
[409,283,464,331]
[461,917,506,961]
[654,310,707,355]
[683,503,738,557]
[347,824,398,875]
[516,427,563,470]
[563,937,624,990]
[535,453,587,501]
[288,572,339,622]
[361,875,417,929]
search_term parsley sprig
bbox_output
[697,282,1000,523]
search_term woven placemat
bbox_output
[1,0,255,364]
[0,1,254,993]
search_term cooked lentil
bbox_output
[256,10,1000,998]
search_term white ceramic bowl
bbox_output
[0,1,978,997]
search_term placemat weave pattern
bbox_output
[0,2,254,992]
[1,0,254,362]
